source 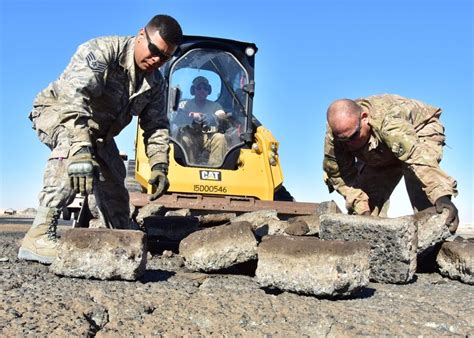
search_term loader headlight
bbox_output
[252,143,261,154]
[245,47,256,57]
[269,151,278,166]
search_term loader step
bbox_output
[130,192,321,216]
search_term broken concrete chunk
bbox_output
[50,228,147,281]
[437,241,474,285]
[414,207,452,254]
[316,200,342,214]
[320,214,417,284]
[286,216,315,235]
[230,210,279,231]
[286,200,342,236]
[255,219,289,238]
[256,236,370,296]
[179,221,258,272]
[143,216,200,241]
[135,204,166,225]
[165,209,191,217]
[129,202,138,220]
[414,208,453,272]
[197,213,237,227]
[88,218,107,229]
[284,219,310,236]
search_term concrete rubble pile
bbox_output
[49,201,473,298]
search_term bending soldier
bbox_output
[323,94,459,232]
[18,15,183,264]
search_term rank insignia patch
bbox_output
[86,52,107,73]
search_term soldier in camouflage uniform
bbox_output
[323,94,459,232]
[18,15,183,264]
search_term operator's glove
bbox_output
[215,109,227,119]
[190,112,217,133]
[189,112,203,123]
[148,164,169,201]
[67,147,96,195]
[435,195,459,233]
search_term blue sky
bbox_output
[1,0,472,224]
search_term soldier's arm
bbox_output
[322,127,370,214]
[139,78,170,169]
[53,38,114,152]
[380,116,457,203]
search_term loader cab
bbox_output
[161,36,258,169]
[134,35,286,201]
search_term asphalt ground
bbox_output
[0,222,473,336]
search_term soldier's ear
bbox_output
[361,110,369,121]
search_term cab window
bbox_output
[168,48,249,168]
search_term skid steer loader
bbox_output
[129,35,317,216]
[65,35,318,225]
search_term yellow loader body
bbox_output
[134,126,284,201]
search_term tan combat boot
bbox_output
[18,206,60,264]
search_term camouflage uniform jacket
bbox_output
[30,35,169,168]
[323,94,458,214]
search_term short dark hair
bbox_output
[146,14,183,46]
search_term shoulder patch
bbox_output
[86,52,107,73]
[391,142,405,157]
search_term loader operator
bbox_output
[176,76,228,166]
[323,94,459,233]
[18,15,183,264]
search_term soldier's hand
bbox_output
[148,164,169,201]
[67,147,96,195]
[215,110,227,119]
[189,112,204,122]
[435,195,459,233]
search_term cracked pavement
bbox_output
[1,225,473,336]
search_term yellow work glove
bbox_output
[148,164,170,201]
[67,147,96,195]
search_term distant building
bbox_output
[4,208,16,215]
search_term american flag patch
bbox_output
[86,52,107,73]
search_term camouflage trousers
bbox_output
[353,118,445,216]
[178,127,227,167]
[38,134,130,229]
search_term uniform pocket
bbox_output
[29,106,60,150]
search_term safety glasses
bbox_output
[334,116,361,142]
[196,84,210,91]
[144,27,173,61]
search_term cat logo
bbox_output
[199,170,221,181]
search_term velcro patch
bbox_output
[86,52,107,73]
[391,142,405,157]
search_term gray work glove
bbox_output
[435,195,459,233]
[191,112,217,133]
[148,164,169,201]
[67,147,96,195]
